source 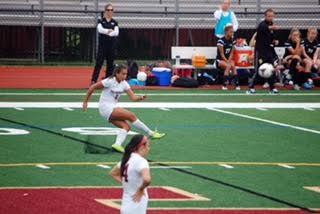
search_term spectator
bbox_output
[214,0,239,39]
[91,4,119,84]
[283,28,304,90]
[216,25,240,90]
[302,27,320,77]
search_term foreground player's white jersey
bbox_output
[119,153,149,214]
[99,77,130,108]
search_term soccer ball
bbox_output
[137,72,147,82]
[258,63,274,79]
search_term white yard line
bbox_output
[63,107,74,111]
[208,108,320,135]
[1,102,320,109]
[97,164,110,169]
[304,107,315,111]
[35,164,50,169]
[150,166,192,169]
[218,164,234,169]
[159,107,170,111]
[256,108,268,111]
[14,107,24,111]
[278,164,295,169]
[0,92,320,96]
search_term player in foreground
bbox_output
[83,65,165,153]
[110,135,151,214]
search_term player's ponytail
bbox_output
[120,134,145,177]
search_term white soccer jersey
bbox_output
[119,153,150,214]
[99,77,130,108]
[98,77,130,120]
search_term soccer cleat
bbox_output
[222,86,228,90]
[111,144,124,153]
[246,88,256,95]
[151,131,166,139]
[270,88,279,95]
[235,86,241,91]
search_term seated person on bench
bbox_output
[216,24,240,90]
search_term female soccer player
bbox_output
[302,27,320,75]
[83,65,165,153]
[283,28,304,90]
[110,135,151,214]
[216,25,240,90]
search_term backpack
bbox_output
[146,74,158,86]
[172,77,199,88]
[127,60,139,79]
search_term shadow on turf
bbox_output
[0,116,317,213]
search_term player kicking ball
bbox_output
[216,24,241,91]
[247,8,280,95]
[83,64,165,153]
[110,135,151,214]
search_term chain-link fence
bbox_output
[0,0,320,62]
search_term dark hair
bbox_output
[120,134,145,177]
[264,8,274,16]
[104,4,113,11]
[110,64,128,78]
[224,25,233,33]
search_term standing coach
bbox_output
[247,9,280,95]
[91,4,119,84]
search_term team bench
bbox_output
[171,46,286,79]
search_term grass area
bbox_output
[0,90,319,212]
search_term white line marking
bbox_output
[219,164,234,169]
[159,107,170,111]
[208,108,320,135]
[14,107,24,111]
[0,93,319,96]
[256,108,268,111]
[278,164,295,169]
[304,186,320,193]
[304,107,315,111]
[35,164,50,169]
[97,164,110,169]
[63,107,74,111]
[150,166,192,169]
[1,102,320,109]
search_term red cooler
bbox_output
[234,47,254,67]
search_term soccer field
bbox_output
[0,89,319,214]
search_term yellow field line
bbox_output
[0,161,320,167]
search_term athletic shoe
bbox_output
[112,144,124,153]
[151,131,166,139]
[246,88,256,95]
[270,88,279,95]
[222,86,228,90]
[235,86,241,91]
[293,84,300,91]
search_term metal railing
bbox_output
[0,0,320,62]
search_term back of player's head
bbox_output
[120,134,145,177]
